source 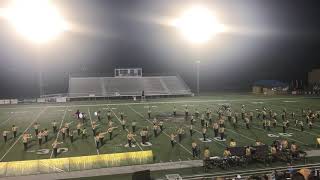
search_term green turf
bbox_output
[0,95,319,172]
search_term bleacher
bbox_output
[68,76,192,98]
[69,77,104,97]
[161,76,191,95]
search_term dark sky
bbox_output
[0,0,320,98]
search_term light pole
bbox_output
[39,71,43,97]
[196,60,200,95]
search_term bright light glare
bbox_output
[3,0,68,44]
[172,6,224,44]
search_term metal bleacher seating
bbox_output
[68,76,191,98]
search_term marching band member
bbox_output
[12,125,18,138]
[191,115,195,125]
[173,106,177,117]
[206,108,210,119]
[170,133,176,147]
[281,139,289,149]
[69,129,75,143]
[96,110,101,121]
[191,141,198,158]
[127,131,136,148]
[3,130,10,143]
[52,120,57,133]
[309,121,313,129]
[195,109,199,118]
[107,126,118,140]
[245,117,250,129]
[82,127,88,139]
[177,127,184,142]
[232,116,237,129]
[108,120,114,128]
[153,124,159,137]
[249,111,254,121]
[200,115,205,127]
[241,105,246,120]
[37,130,43,146]
[43,128,49,142]
[202,127,207,141]
[22,133,32,151]
[185,106,189,117]
[64,122,73,136]
[159,120,164,132]
[223,148,231,158]
[189,124,193,136]
[148,108,152,119]
[132,121,137,133]
[273,118,277,128]
[120,112,124,120]
[95,134,100,149]
[267,119,271,131]
[229,139,237,147]
[152,118,157,126]
[60,127,67,140]
[107,110,112,121]
[219,126,225,140]
[52,140,63,158]
[121,119,126,130]
[34,122,40,136]
[299,120,304,131]
[99,132,107,145]
[140,128,148,145]
[91,122,99,135]
[255,139,263,146]
[77,123,83,135]
[208,114,213,125]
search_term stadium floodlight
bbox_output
[171,5,224,95]
[3,0,68,44]
[172,5,224,44]
[1,0,69,96]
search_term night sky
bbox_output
[0,0,320,98]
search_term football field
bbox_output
[0,94,320,167]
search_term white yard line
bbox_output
[0,107,48,162]
[166,106,225,147]
[251,125,307,145]
[289,127,319,137]
[189,126,226,147]
[233,102,314,146]
[88,108,100,155]
[193,104,257,142]
[50,107,68,158]
[226,128,256,142]
[312,124,320,128]
[245,102,319,141]
[127,105,193,155]
[0,97,311,110]
[0,115,14,127]
[107,105,143,151]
